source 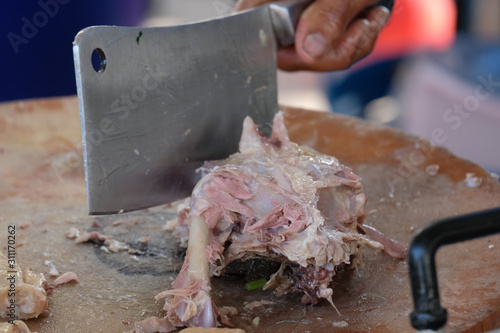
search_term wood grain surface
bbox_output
[0,97,499,333]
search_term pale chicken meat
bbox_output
[149,112,405,332]
[0,253,48,321]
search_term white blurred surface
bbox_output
[396,58,500,173]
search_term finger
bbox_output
[277,46,304,71]
[279,5,390,71]
[365,5,393,29]
[278,18,369,71]
[294,0,381,64]
[337,18,374,67]
[338,6,391,65]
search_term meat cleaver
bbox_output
[73,0,312,215]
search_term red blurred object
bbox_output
[365,0,457,64]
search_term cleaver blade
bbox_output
[73,0,312,215]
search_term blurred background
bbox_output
[1,0,499,173]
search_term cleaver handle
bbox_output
[269,0,314,47]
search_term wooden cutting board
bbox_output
[0,97,499,333]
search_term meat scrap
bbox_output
[0,253,48,321]
[53,272,78,286]
[64,227,80,239]
[243,300,274,311]
[154,112,406,331]
[66,228,129,253]
[105,239,129,253]
[74,231,109,244]
[218,306,238,327]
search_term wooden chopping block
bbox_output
[0,97,498,333]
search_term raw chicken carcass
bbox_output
[154,112,406,331]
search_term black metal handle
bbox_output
[408,207,500,330]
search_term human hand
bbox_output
[234,0,392,71]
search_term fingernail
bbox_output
[345,19,368,46]
[377,7,391,27]
[303,32,326,59]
